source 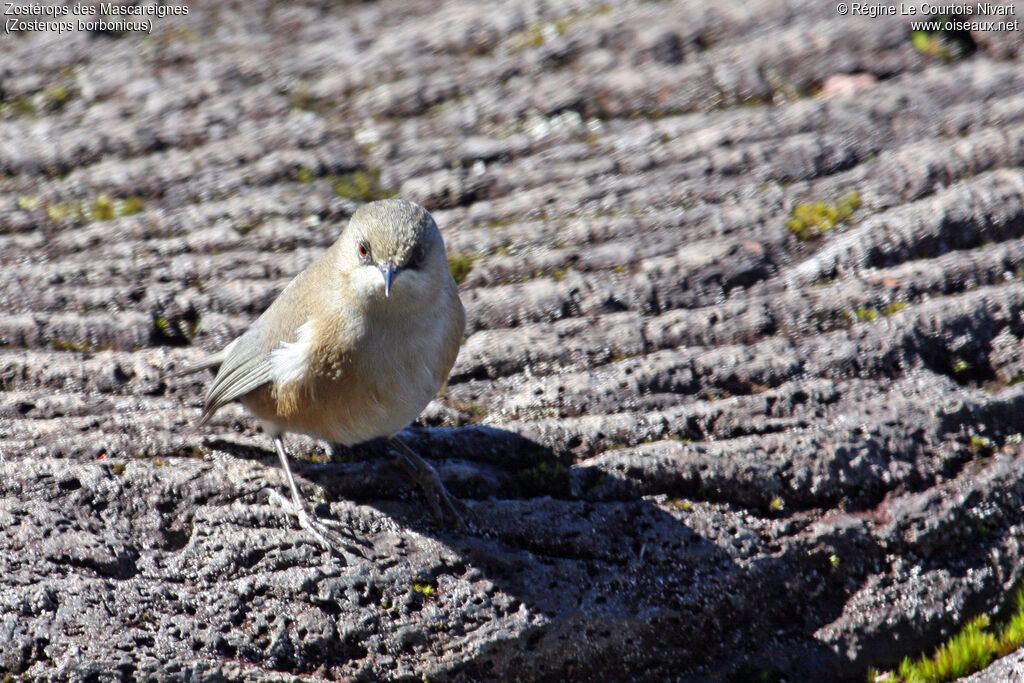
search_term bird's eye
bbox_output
[408,244,427,269]
[357,241,370,262]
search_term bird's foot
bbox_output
[389,437,473,530]
[261,488,368,561]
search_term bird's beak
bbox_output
[380,262,400,297]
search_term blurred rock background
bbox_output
[2,0,1024,680]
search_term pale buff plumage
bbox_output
[183,199,467,545]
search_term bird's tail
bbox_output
[167,348,228,379]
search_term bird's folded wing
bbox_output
[198,338,272,425]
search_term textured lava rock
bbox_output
[2,0,1024,680]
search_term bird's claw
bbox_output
[261,487,367,560]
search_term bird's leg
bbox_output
[388,435,471,529]
[268,435,366,560]
[274,435,307,512]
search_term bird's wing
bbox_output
[198,335,272,425]
[195,255,332,425]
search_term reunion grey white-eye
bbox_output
[180,199,467,551]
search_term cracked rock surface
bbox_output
[2,0,1024,680]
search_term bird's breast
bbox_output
[256,299,458,446]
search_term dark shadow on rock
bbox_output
[231,425,865,681]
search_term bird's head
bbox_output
[336,199,450,309]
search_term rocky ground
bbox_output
[2,0,1024,680]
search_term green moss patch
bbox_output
[910,15,977,61]
[44,194,145,222]
[786,192,861,241]
[877,588,1024,682]
[447,253,477,285]
[331,168,396,202]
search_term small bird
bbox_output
[180,199,467,552]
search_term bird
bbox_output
[177,198,468,554]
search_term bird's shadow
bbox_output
[208,425,863,680]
